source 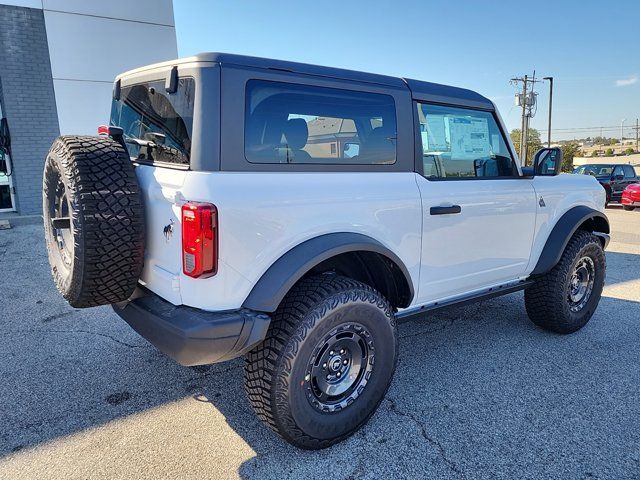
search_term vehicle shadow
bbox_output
[198,288,640,478]
[2,225,640,478]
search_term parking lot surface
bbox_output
[1,208,639,479]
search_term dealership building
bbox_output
[0,0,177,217]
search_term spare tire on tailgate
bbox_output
[43,136,145,308]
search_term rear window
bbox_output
[110,78,195,166]
[573,164,613,176]
[244,80,397,165]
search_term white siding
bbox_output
[42,1,178,134]
[42,0,175,26]
[45,11,177,82]
[52,80,113,135]
[0,0,41,8]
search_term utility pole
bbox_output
[543,77,553,147]
[621,119,626,153]
[632,119,639,153]
[521,75,528,162]
[511,73,542,165]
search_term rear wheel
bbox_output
[43,136,145,308]
[245,274,398,449]
[525,231,605,334]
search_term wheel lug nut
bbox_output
[329,351,334,355]
[340,349,345,354]
[343,359,348,365]
[322,363,327,369]
[337,372,341,377]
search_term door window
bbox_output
[416,103,518,179]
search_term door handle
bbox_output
[430,205,462,215]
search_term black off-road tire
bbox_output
[623,205,635,211]
[43,136,145,308]
[525,231,606,334]
[245,274,398,449]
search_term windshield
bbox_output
[573,164,613,176]
[110,78,195,166]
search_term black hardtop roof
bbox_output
[190,52,494,110]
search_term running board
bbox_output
[396,280,535,323]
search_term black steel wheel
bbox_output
[245,274,397,449]
[46,168,74,273]
[567,256,595,313]
[305,322,374,413]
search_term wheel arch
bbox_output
[242,233,415,312]
[531,206,609,276]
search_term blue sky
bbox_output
[174,0,640,141]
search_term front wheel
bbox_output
[525,231,606,334]
[244,274,398,449]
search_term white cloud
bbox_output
[615,76,638,87]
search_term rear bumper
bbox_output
[112,288,270,366]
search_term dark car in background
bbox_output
[573,163,639,205]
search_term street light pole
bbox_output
[543,77,553,147]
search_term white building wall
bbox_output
[0,0,41,7]
[41,0,178,134]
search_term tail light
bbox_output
[182,202,218,278]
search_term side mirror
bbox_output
[533,147,562,176]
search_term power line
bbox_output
[533,125,636,133]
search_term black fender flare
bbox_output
[242,232,415,312]
[530,206,609,275]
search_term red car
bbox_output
[621,183,640,211]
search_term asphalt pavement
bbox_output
[1,208,639,479]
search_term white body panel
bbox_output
[415,177,537,303]
[137,168,422,311]
[527,173,606,271]
[137,165,606,312]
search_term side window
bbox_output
[613,166,624,178]
[245,80,397,165]
[416,103,518,179]
[623,165,636,178]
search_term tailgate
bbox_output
[136,165,185,305]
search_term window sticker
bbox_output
[449,116,490,159]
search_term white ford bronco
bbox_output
[43,53,609,449]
